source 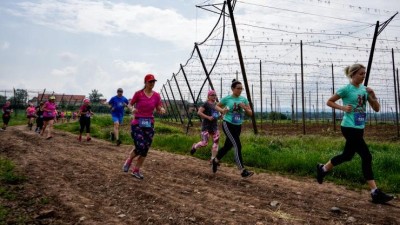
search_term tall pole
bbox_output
[331,64,336,131]
[295,73,298,123]
[167,79,184,124]
[392,49,399,137]
[300,40,306,134]
[163,85,178,122]
[173,73,190,122]
[227,0,258,134]
[364,21,379,87]
[260,60,263,130]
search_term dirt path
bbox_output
[0,126,399,225]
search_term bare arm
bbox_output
[327,94,352,112]
[239,102,253,116]
[197,106,213,121]
[367,87,380,112]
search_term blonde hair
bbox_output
[344,63,365,79]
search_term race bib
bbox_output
[212,110,219,119]
[47,112,53,116]
[138,118,151,128]
[232,112,242,124]
[85,113,91,118]
[354,112,366,126]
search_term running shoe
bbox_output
[123,160,131,172]
[86,137,91,142]
[131,171,144,179]
[316,164,326,184]
[371,189,394,204]
[190,144,196,155]
[241,169,254,178]
[110,131,115,141]
[78,135,82,142]
[211,158,219,173]
[116,139,121,146]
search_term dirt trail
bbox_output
[0,125,399,225]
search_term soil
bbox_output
[0,125,399,225]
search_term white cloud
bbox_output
[59,52,78,61]
[113,59,152,73]
[1,41,10,50]
[13,0,213,48]
[51,66,77,77]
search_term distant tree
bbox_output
[0,95,7,104]
[8,89,28,106]
[89,89,103,104]
[268,111,287,120]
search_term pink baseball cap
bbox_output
[208,90,216,96]
[83,99,90,103]
[144,74,157,83]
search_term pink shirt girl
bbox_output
[26,106,36,117]
[43,101,57,118]
[130,90,162,126]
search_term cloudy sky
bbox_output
[0,0,399,102]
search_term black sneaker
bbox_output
[110,131,115,141]
[116,139,121,146]
[241,169,254,178]
[371,189,394,204]
[316,164,326,184]
[131,171,144,179]
[211,158,219,173]
[190,144,196,155]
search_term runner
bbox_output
[212,79,254,178]
[1,101,13,131]
[78,99,94,142]
[108,88,129,146]
[190,90,220,164]
[26,102,36,130]
[122,74,166,179]
[316,63,394,204]
[35,102,44,134]
[40,96,57,139]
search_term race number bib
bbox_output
[138,118,151,128]
[354,112,366,126]
[212,110,219,119]
[85,113,91,118]
[232,112,242,124]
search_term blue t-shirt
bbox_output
[220,95,249,125]
[108,95,128,116]
[336,83,368,129]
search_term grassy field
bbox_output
[4,112,400,193]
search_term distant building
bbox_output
[37,94,86,106]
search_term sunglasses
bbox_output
[209,94,216,96]
[148,80,156,83]
[235,87,243,90]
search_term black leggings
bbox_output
[79,117,91,134]
[216,121,244,170]
[330,126,373,181]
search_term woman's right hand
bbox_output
[342,104,352,112]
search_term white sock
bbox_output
[322,165,328,172]
[371,188,377,193]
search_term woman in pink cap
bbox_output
[41,96,57,139]
[78,99,94,141]
[25,102,36,130]
[122,74,166,179]
[190,90,220,164]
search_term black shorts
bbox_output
[43,116,55,121]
